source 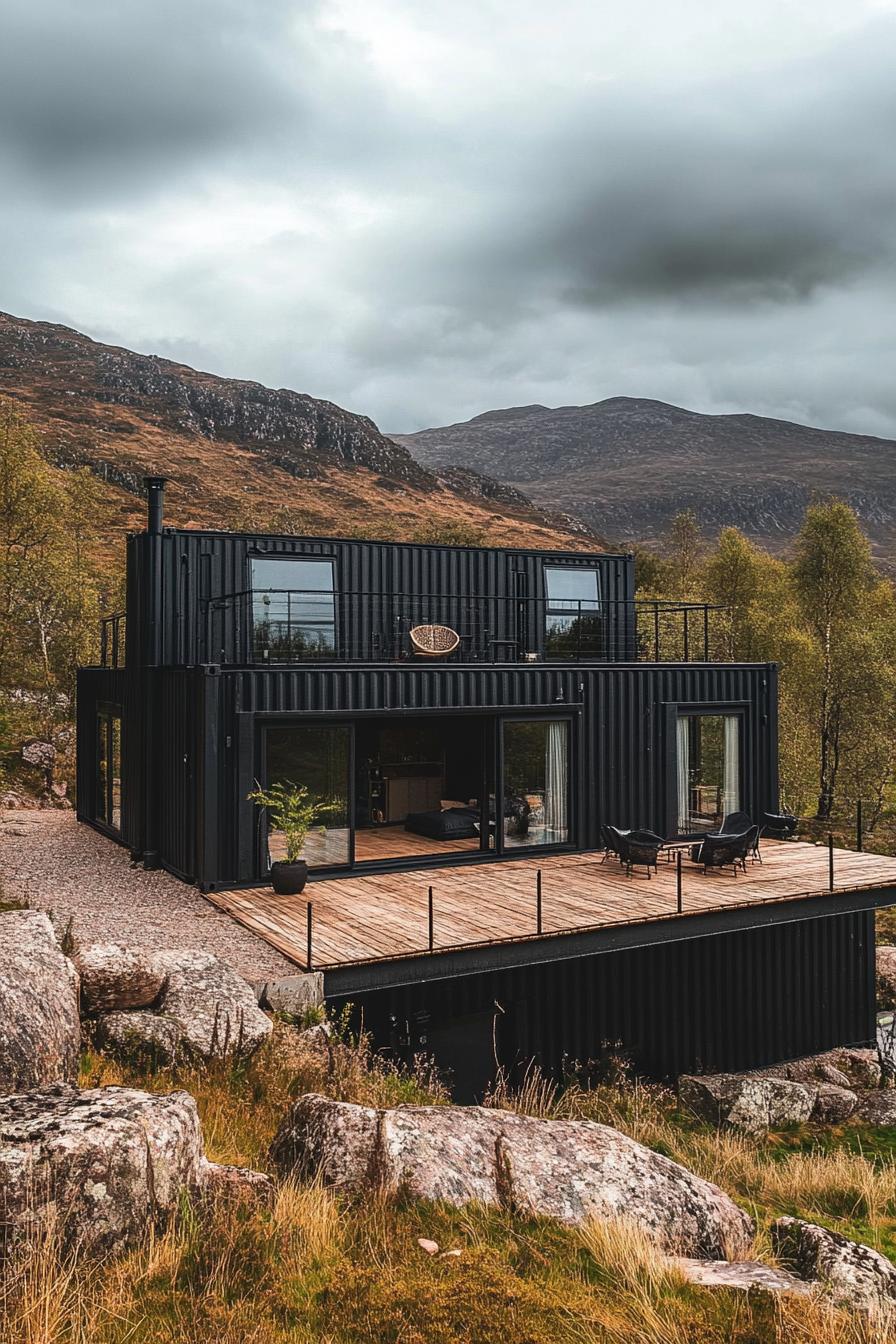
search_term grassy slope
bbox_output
[3,1020,893,1343]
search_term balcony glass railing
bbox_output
[199,589,728,666]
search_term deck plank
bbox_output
[203,841,896,971]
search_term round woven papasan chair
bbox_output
[409,623,460,657]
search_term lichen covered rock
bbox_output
[74,943,166,1013]
[270,1094,753,1259]
[772,1216,896,1315]
[0,1085,205,1256]
[0,910,79,1093]
[154,950,272,1059]
[94,1011,185,1067]
[679,1074,815,1133]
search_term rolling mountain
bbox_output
[0,313,595,554]
[392,398,896,559]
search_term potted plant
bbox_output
[247,780,338,895]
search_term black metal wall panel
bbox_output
[202,660,777,885]
[126,529,632,668]
[330,911,875,1093]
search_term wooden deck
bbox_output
[204,840,896,974]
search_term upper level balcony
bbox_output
[100,589,727,667]
[190,587,726,666]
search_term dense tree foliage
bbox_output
[0,399,113,790]
[642,503,896,825]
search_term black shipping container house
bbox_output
[77,479,896,1096]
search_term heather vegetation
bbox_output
[2,1023,893,1343]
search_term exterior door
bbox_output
[263,722,354,870]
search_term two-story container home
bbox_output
[77,478,896,1096]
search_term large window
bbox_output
[95,708,122,831]
[250,557,336,661]
[264,724,351,868]
[502,719,570,848]
[544,566,602,658]
[676,713,740,833]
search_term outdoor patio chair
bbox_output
[718,810,752,835]
[719,812,762,862]
[761,811,798,840]
[601,823,631,863]
[691,829,752,876]
[617,828,664,878]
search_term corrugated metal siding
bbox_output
[331,911,875,1088]
[204,661,776,885]
[80,658,777,889]
[127,530,632,667]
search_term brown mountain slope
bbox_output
[393,398,896,559]
[0,313,596,553]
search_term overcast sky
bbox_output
[2,0,895,435]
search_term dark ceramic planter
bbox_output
[270,859,308,895]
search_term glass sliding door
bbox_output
[264,724,352,868]
[501,718,570,849]
[250,557,336,661]
[95,708,122,831]
[676,713,741,833]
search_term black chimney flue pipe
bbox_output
[144,476,168,534]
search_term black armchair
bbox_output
[718,811,752,835]
[691,830,752,876]
[762,811,798,840]
[617,828,664,878]
[719,811,761,863]
[600,823,629,863]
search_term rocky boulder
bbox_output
[261,972,324,1016]
[0,910,80,1093]
[270,1095,753,1259]
[74,943,166,1013]
[0,1085,205,1256]
[93,1011,185,1067]
[201,1161,275,1209]
[675,1257,814,1296]
[811,1083,858,1125]
[154,950,272,1059]
[877,946,896,1010]
[679,1074,816,1133]
[772,1216,896,1315]
[857,1090,896,1126]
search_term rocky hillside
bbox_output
[393,398,896,560]
[0,312,595,552]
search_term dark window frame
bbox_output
[248,554,339,661]
[542,564,603,660]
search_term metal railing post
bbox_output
[428,886,434,951]
[828,833,835,891]
[703,605,710,660]
[536,868,542,934]
[683,607,690,661]
[676,850,683,913]
[653,604,660,661]
[857,799,863,852]
[306,902,313,970]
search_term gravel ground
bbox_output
[0,810,296,983]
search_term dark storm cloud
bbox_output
[0,1,894,434]
[347,24,896,327]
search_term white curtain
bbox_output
[723,716,740,814]
[677,717,691,832]
[544,722,568,838]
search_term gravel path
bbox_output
[0,810,296,983]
